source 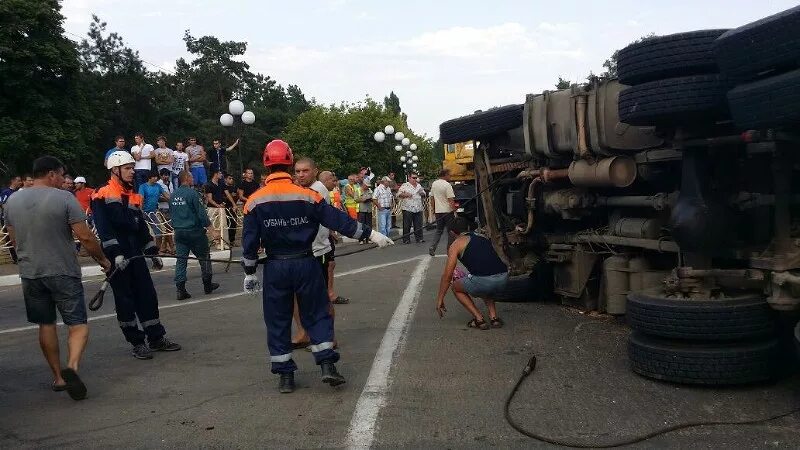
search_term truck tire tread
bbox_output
[618,75,728,126]
[727,68,800,130]
[439,104,523,144]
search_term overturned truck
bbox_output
[439,7,800,386]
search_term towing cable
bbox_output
[505,356,800,447]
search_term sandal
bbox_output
[331,296,350,305]
[467,318,490,330]
[489,317,504,328]
[52,382,67,392]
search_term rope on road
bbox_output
[504,355,800,447]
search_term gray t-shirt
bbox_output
[4,187,86,279]
[310,181,332,257]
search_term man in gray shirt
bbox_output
[5,156,111,401]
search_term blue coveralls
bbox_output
[242,172,371,374]
[91,178,165,345]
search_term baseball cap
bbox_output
[74,176,86,184]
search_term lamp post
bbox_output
[220,99,255,176]
[374,125,419,181]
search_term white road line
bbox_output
[0,256,426,336]
[345,257,431,449]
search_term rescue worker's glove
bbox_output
[113,255,129,272]
[369,230,395,248]
[243,274,261,295]
[151,257,164,270]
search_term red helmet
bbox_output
[263,139,294,167]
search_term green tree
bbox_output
[283,98,435,179]
[0,0,95,177]
[383,91,401,115]
[555,76,572,89]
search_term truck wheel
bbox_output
[618,75,728,126]
[617,29,728,85]
[713,6,800,83]
[795,321,800,358]
[628,332,780,385]
[439,104,523,144]
[727,68,800,130]
[626,291,776,341]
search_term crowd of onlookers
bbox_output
[0,133,454,260]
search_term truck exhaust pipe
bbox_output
[568,156,637,188]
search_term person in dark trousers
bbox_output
[169,170,220,300]
[428,169,457,256]
[435,217,508,330]
[241,139,394,393]
[91,151,182,359]
[223,173,239,246]
[397,172,426,244]
[5,156,111,400]
[237,168,260,204]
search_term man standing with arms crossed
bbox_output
[131,132,154,191]
[428,169,457,256]
[171,140,190,189]
[186,136,208,188]
[5,156,111,400]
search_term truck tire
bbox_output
[617,30,728,85]
[439,105,523,144]
[618,75,728,126]
[628,332,780,385]
[727,68,800,130]
[795,321,800,358]
[626,291,776,341]
[713,6,800,83]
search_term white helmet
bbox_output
[106,151,135,169]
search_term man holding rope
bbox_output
[241,140,394,393]
[91,151,181,360]
[170,170,220,300]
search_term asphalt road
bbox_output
[1,230,800,448]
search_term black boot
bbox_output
[279,373,295,394]
[320,361,346,387]
[176,282,191,301]
[202,276,220,294]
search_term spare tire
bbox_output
[727,68,800,130]
[628,332,780,386]
[617,30,727,85]
[618,75,729,126]
[714,6,800,83]
[439,104,523,144]
[627,291,776,341]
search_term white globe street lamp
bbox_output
[374,132,386,143]
[401,137,410,146]
[406,151,412,157]
[219,113,234,127]
[412,155,419,162]
[409,143,418,151]
[241,111,256,125]
[384,125,395,135]
[400,156,406,162]
[395,145,403,151]
[394,132,405,141]
[412,163,418,168]
[229,99,245,116]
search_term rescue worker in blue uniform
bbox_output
[241,140,394,393]
[91,151,182,360]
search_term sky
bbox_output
[62,0,799,139]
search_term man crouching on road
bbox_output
[241,140,394,393]
[91,151,181,359]
[5,156,111,400]
[170,170,220,300]
[435,217,508,330]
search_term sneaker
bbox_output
[279,373,295,394]
[149,337,182,352]
[320,362,346,387]
[132,343,153,360]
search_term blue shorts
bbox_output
[460,272,508,298]
[22,276,87,325]
[190,166,207,185]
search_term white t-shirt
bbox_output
[310,181,332,257]
[172,151,190,175]
[131,143,154,171]
[156,179,173,210]
[430,178,455,213]
[154,147,174,173]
